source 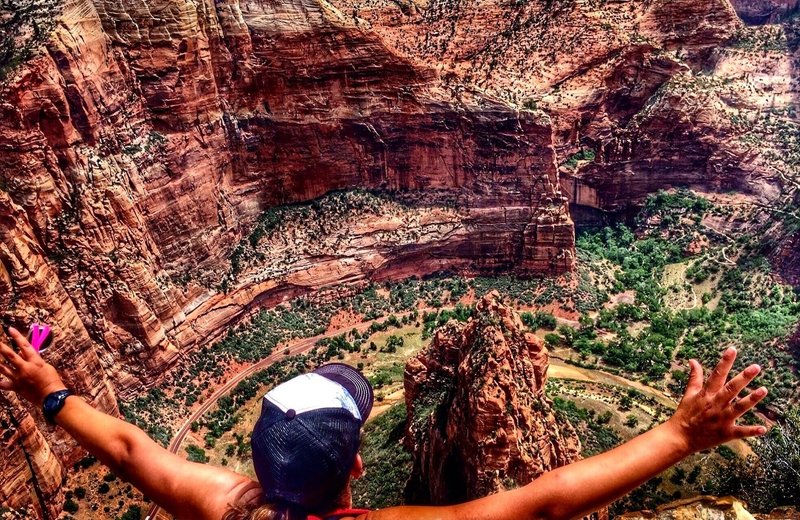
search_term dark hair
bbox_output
[222,502,308,520]
[223,475,352,520]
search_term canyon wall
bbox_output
[403,291,604,518]
[1,0,798,514]
[326,0,763,213]
[0,0,572,510]
[730,0,800,24]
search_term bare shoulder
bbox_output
[196,469,261,520]
[221,475,263,507]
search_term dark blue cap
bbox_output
[250,364,373,509]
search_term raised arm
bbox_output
[371,347,768,520]
[0,327,257,520]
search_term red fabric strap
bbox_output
[308,508,370,520]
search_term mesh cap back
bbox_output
[250,365,372,510]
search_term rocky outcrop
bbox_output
[403,291,597,515]
[774,230,800,287]
[621,496,800,519]
[0,395,64,519]
[619,496,757,520]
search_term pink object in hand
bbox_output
[27,323,52,353]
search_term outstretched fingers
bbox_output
[0,361,14,378]
[721,364,761,403]
[732,386,768,418]
[732,424,768,439]
[685,359,704,396]
[0,341,24,369]
[706,347,737,393]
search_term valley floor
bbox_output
[58,189,800,519]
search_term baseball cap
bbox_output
[251,363,374,510]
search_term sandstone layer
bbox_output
[403,291,604,518]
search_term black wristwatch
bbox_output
[43,389,73,424]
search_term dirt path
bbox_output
[550,358,679,409]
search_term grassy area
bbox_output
[551,395,621,456]
[561,191,800,405]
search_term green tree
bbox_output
[118,505,142,520]
[63,498,79,514]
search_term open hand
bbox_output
[0,327,66,406]
[668,347,768,453]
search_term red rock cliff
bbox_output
[328,0,795,215]
[730,0,800,23]
[0,0,572,510]
[403,291,604,519]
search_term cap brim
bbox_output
[313,363,373,423]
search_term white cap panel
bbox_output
[264,373,362,421]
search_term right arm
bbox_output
[371,348,768,520]
[0,327,257,520]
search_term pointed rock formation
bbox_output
[403,291,602,519]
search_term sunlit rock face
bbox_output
[620,495,800,520]
[1,0,572,391]
[403,291,605,518]
[324,0,756,213]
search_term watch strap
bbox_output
[43,389,72,424]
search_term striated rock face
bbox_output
[730,0,800,23]
[0,0,573,394]
[403,291,594,513]
[0,0,573,510]
[0,395,64,519]
[326,0,750,213]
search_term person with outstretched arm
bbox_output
[0,325,769,520]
